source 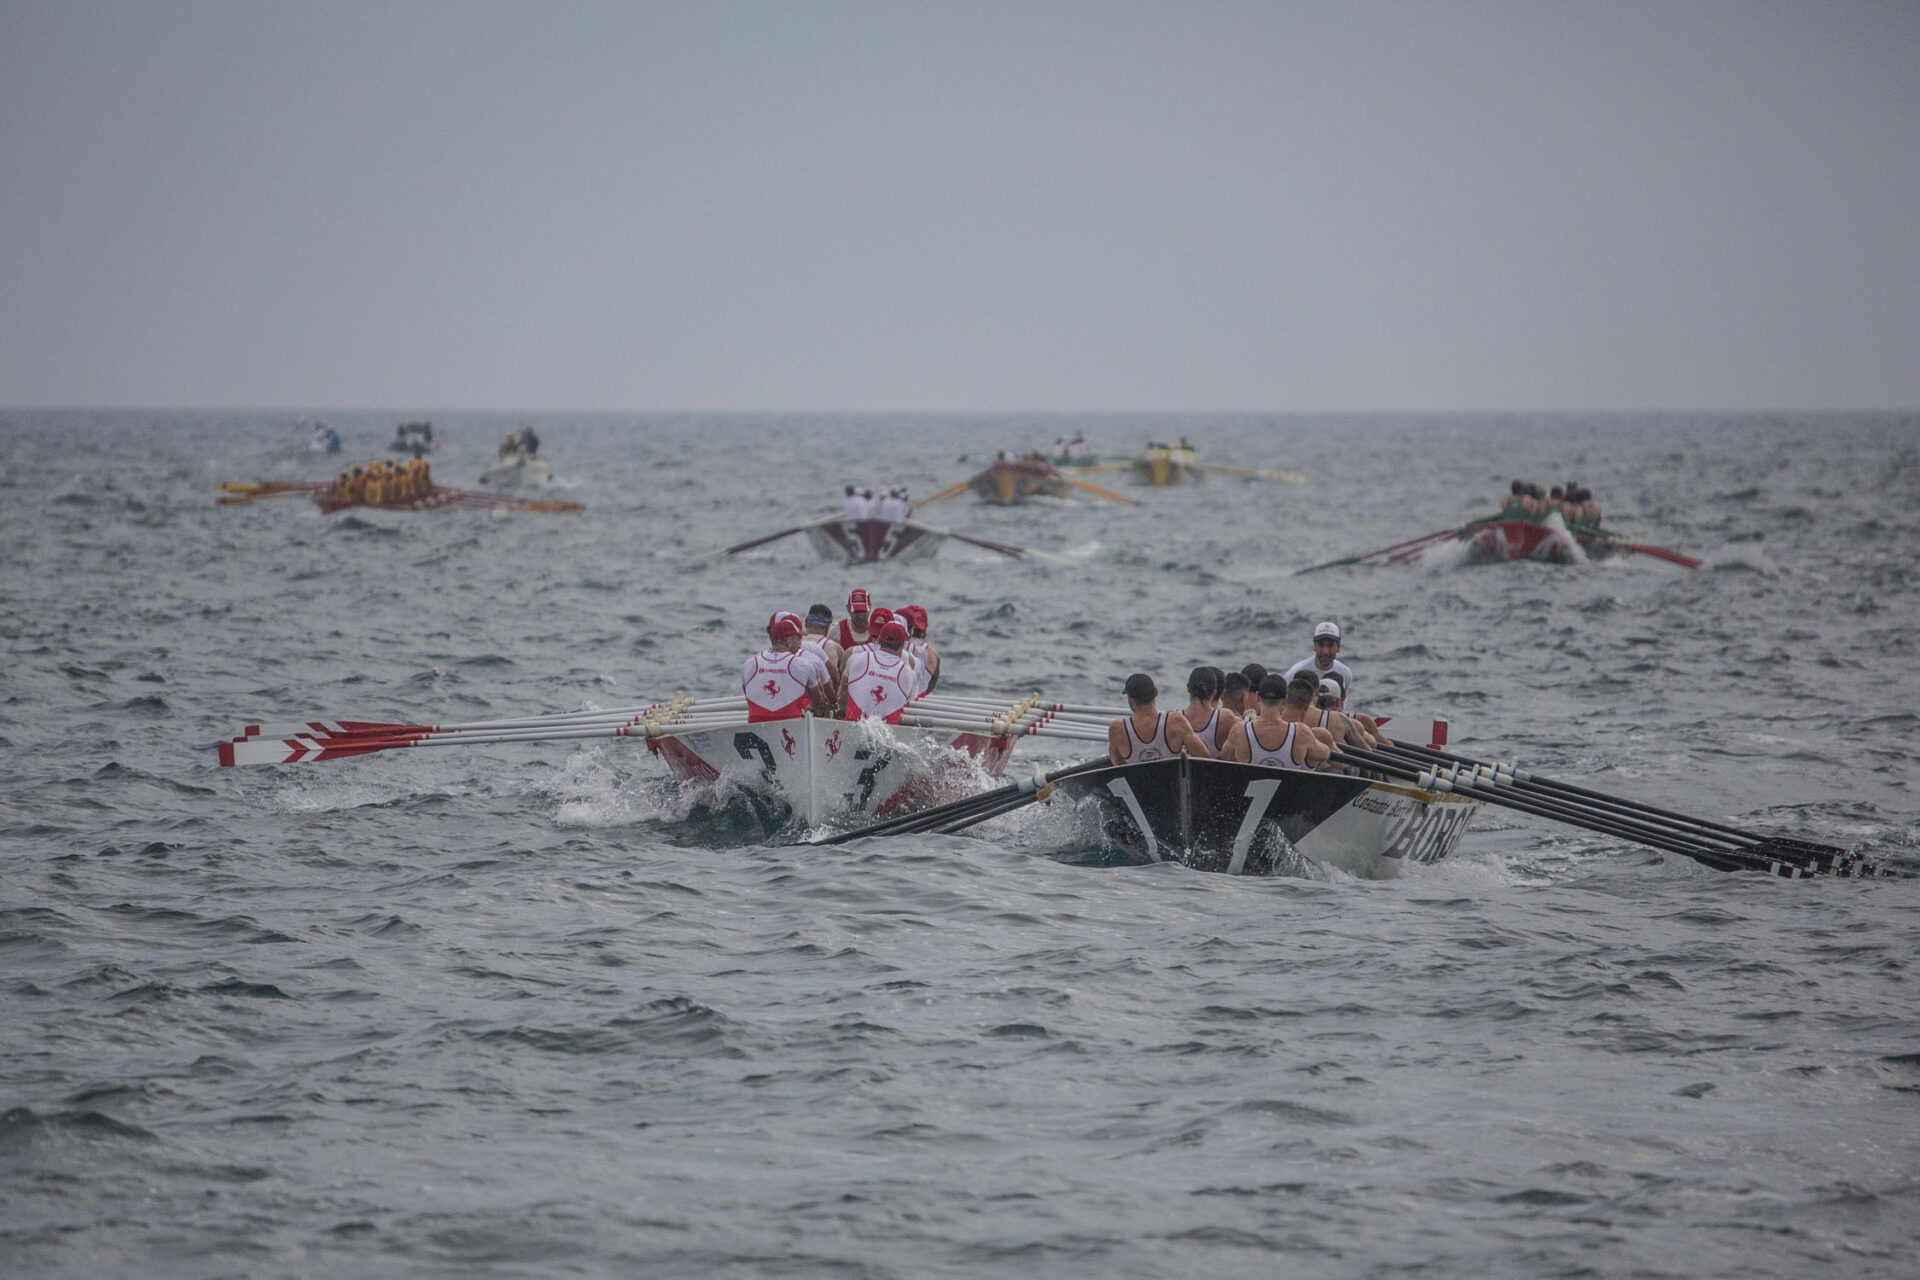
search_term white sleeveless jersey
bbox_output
[741,647,830,721]
[1189,707,1226,756]
[1245,719,1300,768]
[842,646,919,723]
[1284,656,1354,701]
[1121,713,1173,763]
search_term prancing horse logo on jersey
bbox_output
[763,678,781,696]
[869,684,887,703]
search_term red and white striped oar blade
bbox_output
[237,718,424,741]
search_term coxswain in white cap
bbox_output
[1283,621,1355,703]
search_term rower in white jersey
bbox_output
[835,587,875,649]
[842,485,872,523]
[741,616,834,722]
[1107,673,1212,766]
[1178,666,1230,757]
[876,487,909,524]
[1312,676,1389,750]
[841,621,923,724]
[1219,674,1332,769]
[899,604,940,694]
[801,602,847,709]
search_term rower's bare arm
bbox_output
[1218,718,1250,763]
[1167,711,1211,759]
[1107,720,1129,767]
[1302,735,1332,769]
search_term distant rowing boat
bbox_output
[707,513,1053,565]
[1299,512,1702,574]
[215,477,584,515]
[916,457,1135,508]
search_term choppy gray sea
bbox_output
[4,410,1919,1278]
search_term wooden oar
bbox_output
[912,479,974,508]
[812,756,1110,845]
[936,529,1072,564]
[1616,542,1703,569]
[698,520,821,560]
[1294,518,1500,575]
[214,480,324,505]
[1065,478,1138,504]
[1570,525,1703,570]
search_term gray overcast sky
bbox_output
[2,1,1916,412]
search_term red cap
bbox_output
[766,610,799,634]
[879,621,909,646]
[901,605,928,629]
[769,617,801,641]
[869,607,895,628]
[847,588,871,612]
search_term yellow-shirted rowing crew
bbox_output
[329,457,434,507]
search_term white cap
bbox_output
[1313,621,1341,642]
[1318,677,1344,701]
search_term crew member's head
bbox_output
[1241,662,1267,691]
[1285,673,1318,709]
[1258,673,1290,707]
[1549,485,1564,500]
[804,604,833,635]
[879,621,908,653]
[846,484,857,496]
[1123,673,1157,709]
[768,616,802,652]
[1186,666,1219,703]
[869,607,895,633]
[1220,670,1251,710]
[847,588,872,626]
[1316,678,1344,709]
[901,605,929,637]
[1510,479,1525,495]
[1313,621,1341,662]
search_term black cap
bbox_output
[1257,673,1289,702]
[1124,673,1157,703]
